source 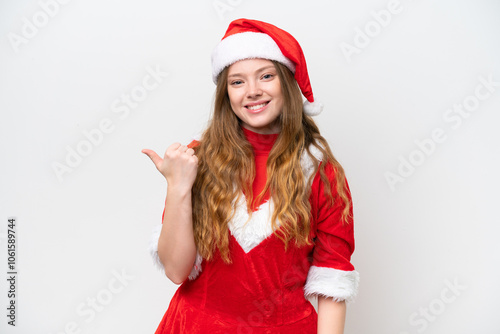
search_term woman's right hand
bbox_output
[142,143,198,192]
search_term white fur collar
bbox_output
[228,144,323,253]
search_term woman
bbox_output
[143,18,359,333]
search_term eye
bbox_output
[230,80,243,86]
[262,74,274,80]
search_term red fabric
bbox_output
[240,127,279,211]
[156,234,317,333]
[187,140,200,149]
[221,18,314,103]
[155,128,355,333]
[310,163,355,271]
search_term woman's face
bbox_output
[226,58,284,134]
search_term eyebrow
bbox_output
[227,65,276,78]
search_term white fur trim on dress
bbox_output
[228,143,323,252]
[148,224,164,271]
[211,31,296,83]
[304,266,360,303]
[228,196,277,253]
[148,224,203,281]
[300,142,323,182]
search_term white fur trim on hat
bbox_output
[303,100,324,116]
[211,31,296,84]
[304,266,360,303]
[148,224,203,281]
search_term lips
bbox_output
[245,101,270,112]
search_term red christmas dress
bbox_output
[149,127,359,333]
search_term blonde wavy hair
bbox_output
[191,60,352,263]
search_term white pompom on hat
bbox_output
[211,18,323,116]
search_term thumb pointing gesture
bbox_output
[142,143,198,191]
[141,148,163,171]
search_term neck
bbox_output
[240,123,281,135]
[241,126,279,154]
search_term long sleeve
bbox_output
[304,162,360,302]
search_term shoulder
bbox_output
[300,142,324,182]
[300,142,341,187]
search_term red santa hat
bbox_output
[211,18,323,116]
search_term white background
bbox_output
[1,0,499,333]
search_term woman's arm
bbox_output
[317,296,346,334]
[158,184,197,284]
[142,143,198,284]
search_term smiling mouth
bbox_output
[245,101,269,110]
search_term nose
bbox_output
[246,80,262,98]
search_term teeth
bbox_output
[247,102,267,110]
